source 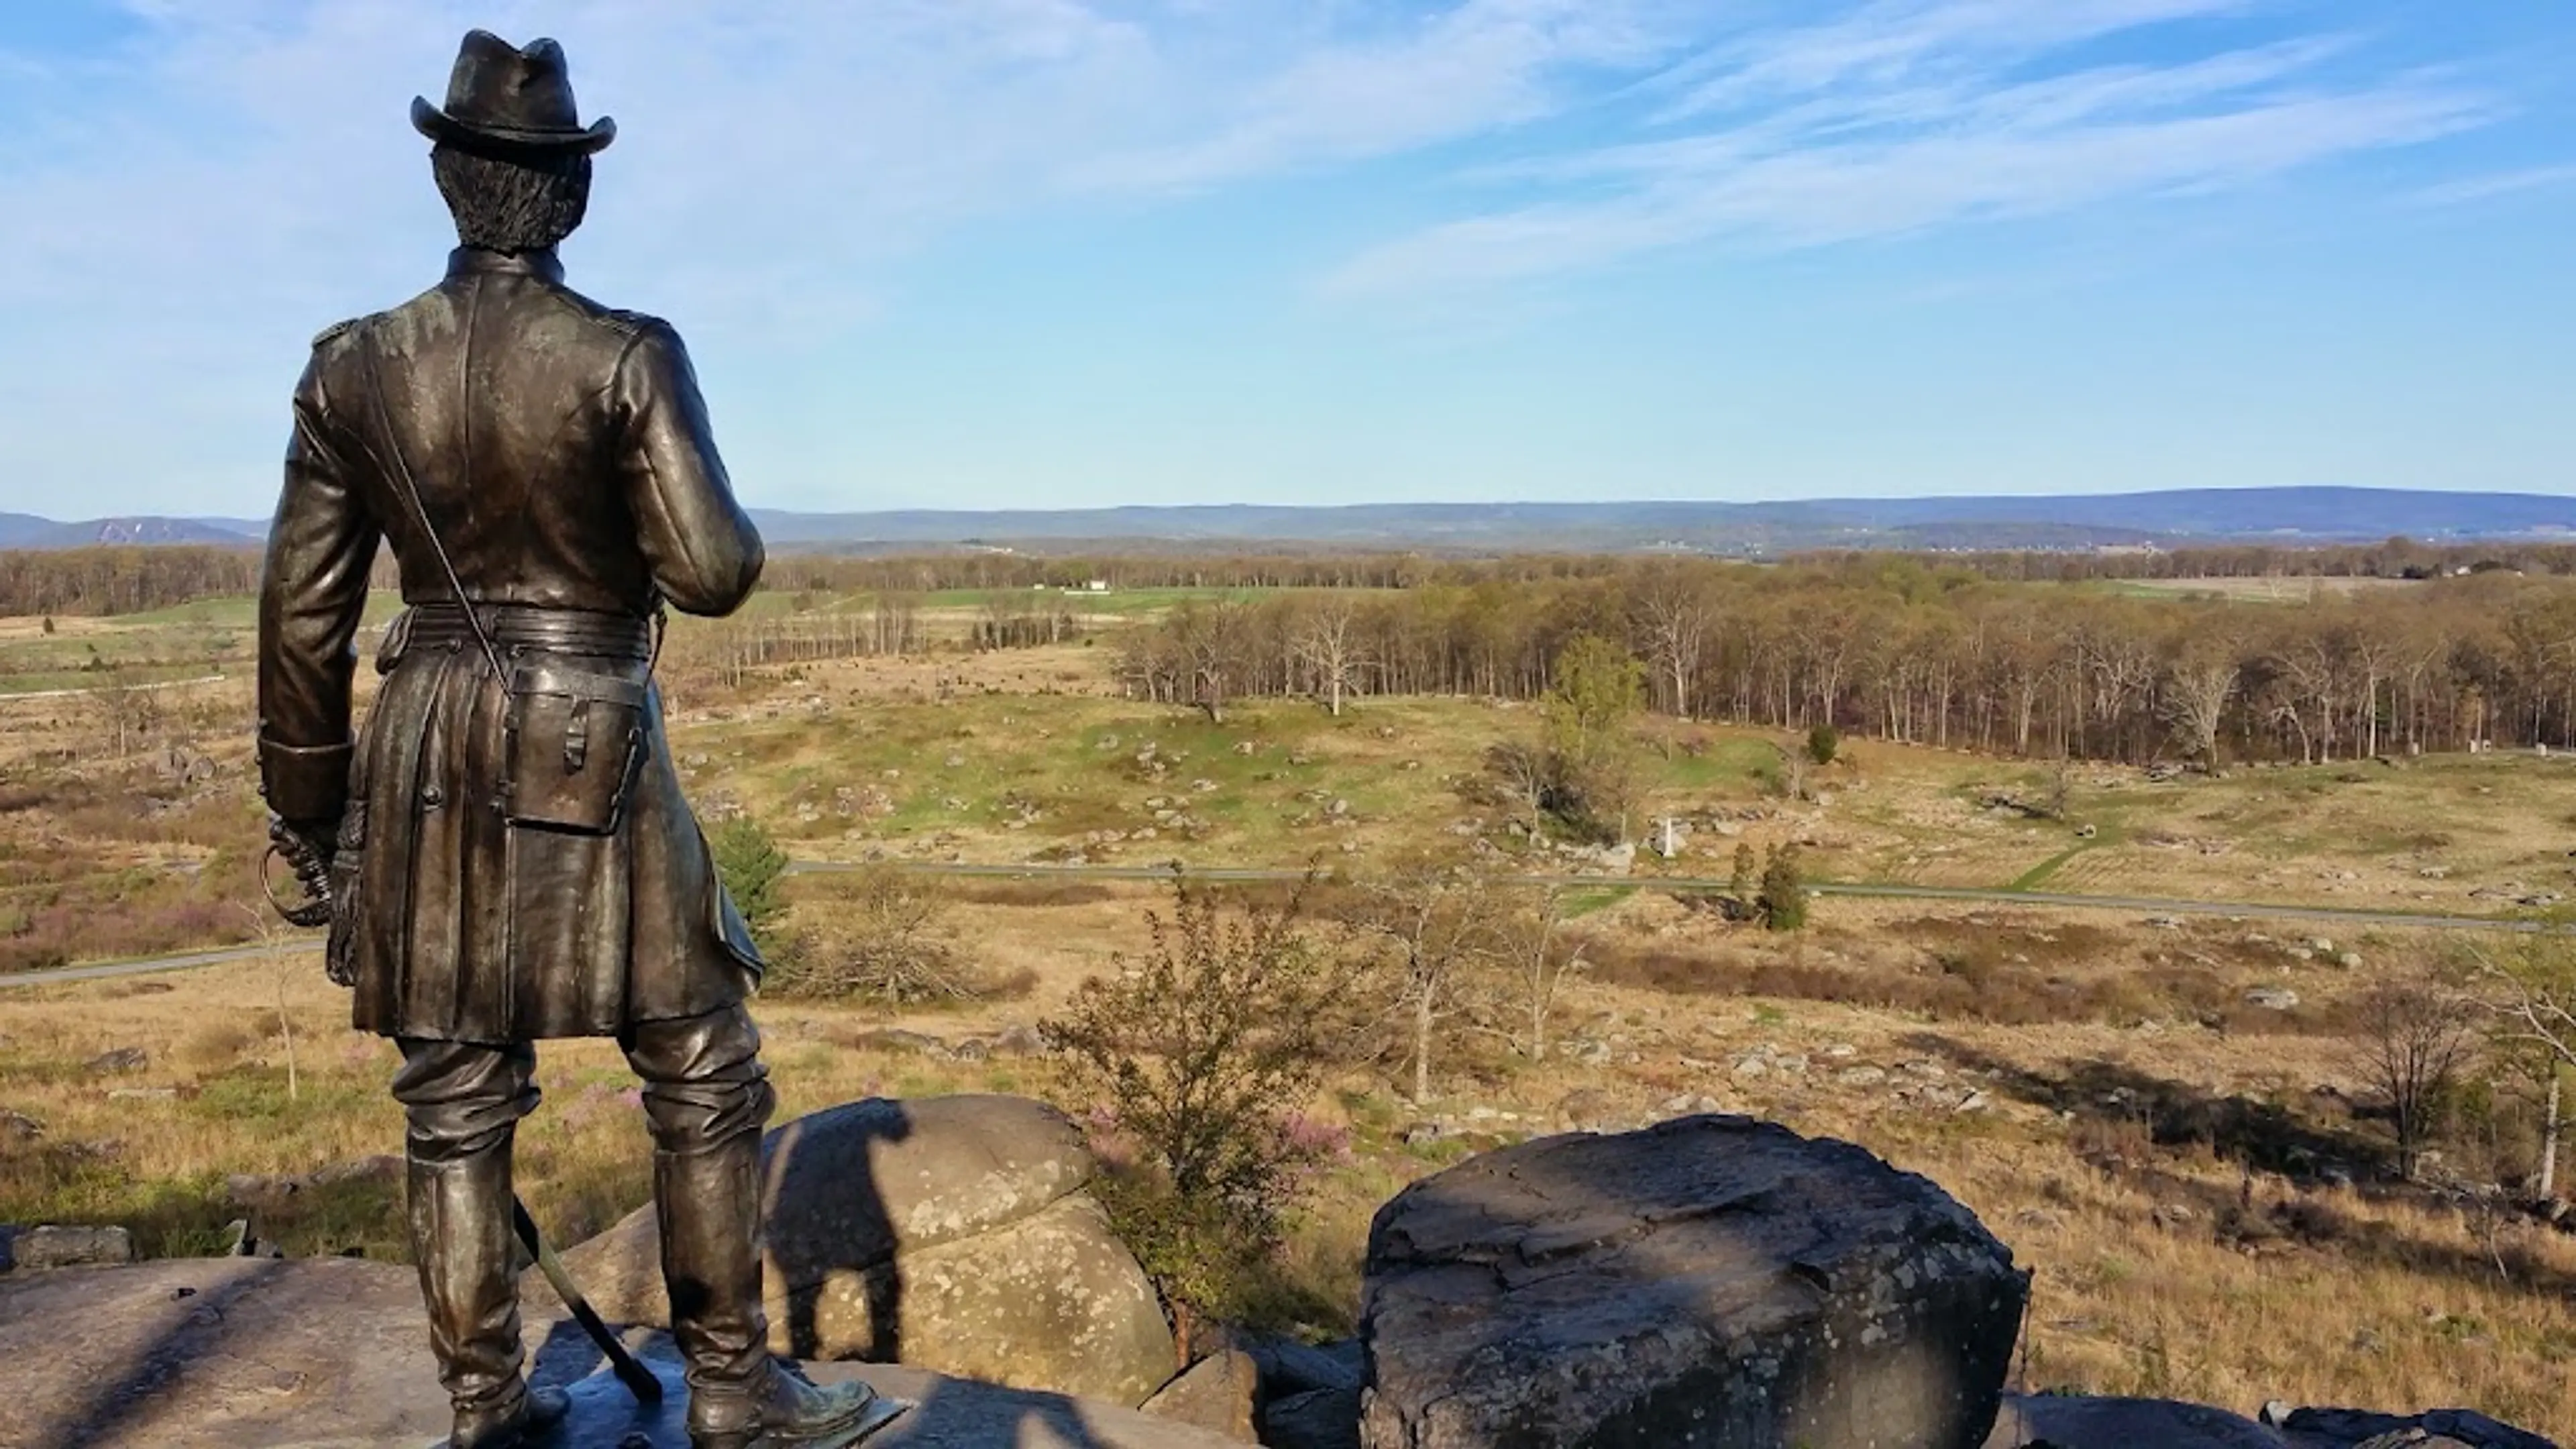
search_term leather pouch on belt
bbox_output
[501,663,647,834]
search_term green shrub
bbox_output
[1806,723,1840,767]
[708,816,789,948]
[1760,845,1809,932]
[1044,872,1356,1358]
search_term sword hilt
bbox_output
[262,816,334,930]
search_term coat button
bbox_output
[421,785,445,808]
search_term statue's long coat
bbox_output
[256,246,763,1044]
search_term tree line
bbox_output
[1117,559,2576,765]
[0,547,261,617]
[11,535,2576,621]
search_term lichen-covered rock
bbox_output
[563,1094,1177,1407]
[1358,1114,2028,1449]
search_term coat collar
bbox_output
[445,247,565,284]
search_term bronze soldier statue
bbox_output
[256,31,900,1449]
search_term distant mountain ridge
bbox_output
[2,487,2567,553]
[0,513,265,550]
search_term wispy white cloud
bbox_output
[0,1,2532,513]
[1072,0,1692,191]
[1327,1,2494,294]
[1644,0,2262,121]
[2406,161,2576,207]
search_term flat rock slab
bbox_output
[0,1258,1238,1449]
[0,1256,454,1448]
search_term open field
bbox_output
[5,587,2575,1434]
[657,647,2576,920]
[2,887,2570,1431]
[5,590,2575,977]
[2094,576,2430,603]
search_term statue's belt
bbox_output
[394,603,655,663]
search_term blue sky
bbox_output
[0,1,2569,518]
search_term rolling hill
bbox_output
[1,487,2566,553]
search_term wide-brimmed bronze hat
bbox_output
[411,30,614,157]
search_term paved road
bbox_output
[0,938,320,989]
[0,673,228,703]
[2,861,2538,991]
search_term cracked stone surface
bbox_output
[0,1257,1238,1449]
[1358,1114,2028,1449]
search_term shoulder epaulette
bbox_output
[310,317,360,349]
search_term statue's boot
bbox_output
[658,1131,906,1449]
[409,1150,570,1449]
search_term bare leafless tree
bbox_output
[2352,974,2478,1181]
[1633,572,1713,718]
[2159,641,2239,769]
[1484,740,1553,831]
[89,670,164,759]
[2468,934,2576,1197]
[1499,885,1584,1062]
[1294,600,1369,718]
[235,904,300,1104]
[1338,856,1501,1103]
[778,865,978,1004]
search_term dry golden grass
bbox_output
[2110,576,2426,602]
[7,612,2575,1434]
[4,888,2571,1434]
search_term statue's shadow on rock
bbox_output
[526,1336,1154,1449]
[525,1096,1151,1449]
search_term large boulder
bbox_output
[0,1257,1244,1449]
[562,1094,1177,1407]
[1358,1114,2029,1449]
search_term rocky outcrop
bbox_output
[1358,1114,2028,1449]
[1201,1328,1364,1449]
[0,1257,1242,1449]
[563,1093,1177,1407]
[9,1223,133,1271]
[1140,1348,1258,1442]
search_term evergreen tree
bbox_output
[1760,844,1809,932]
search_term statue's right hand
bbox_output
[278,816,339,868]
